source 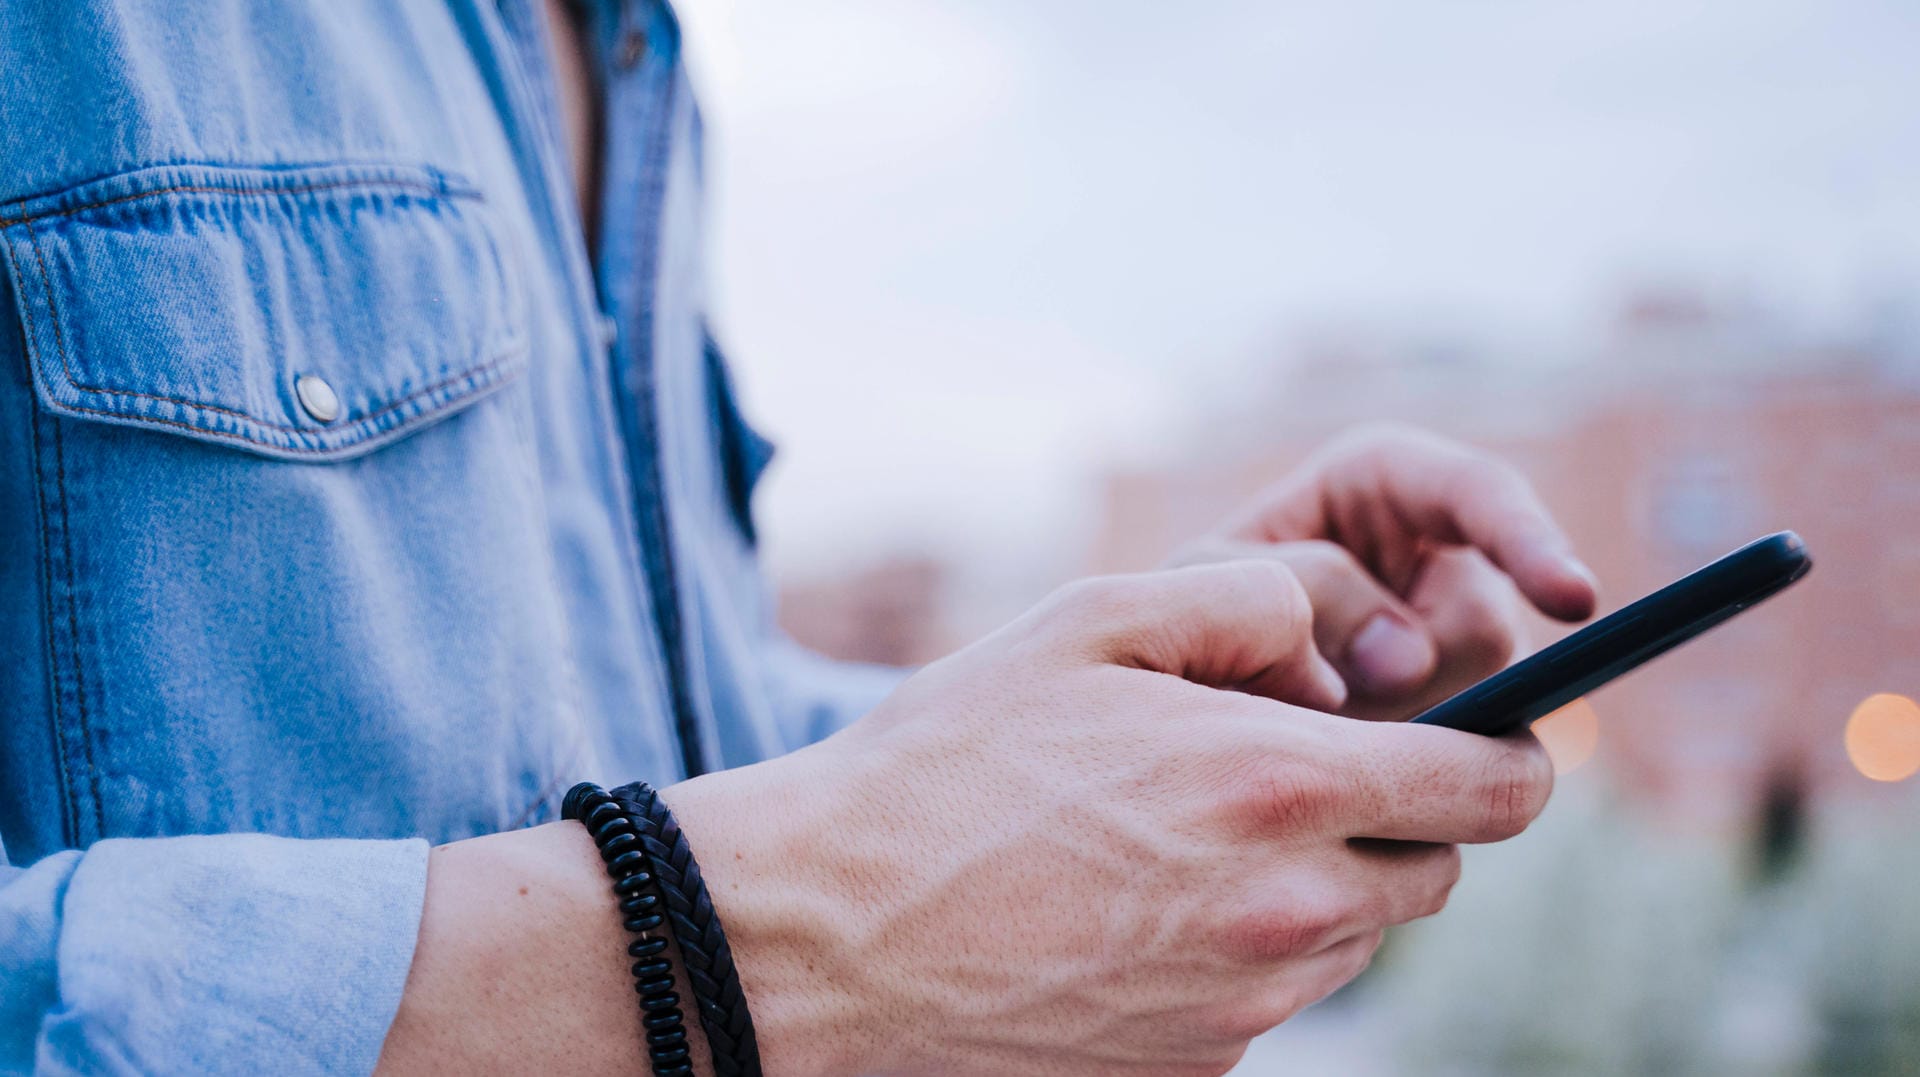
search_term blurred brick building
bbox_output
[776,292,1920,823]
[1088,293,1920,825]
[776,555,953,667]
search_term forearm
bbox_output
[382,561,1559,1077]
[374,823,669,1074]
[375,755,878,1077]
[665,755,892,1077]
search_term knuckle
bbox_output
[1040,575,1145,639]
[1159,1059,1236,1075]
[1481,774,1526,841]
[1523,744,1557,812]
[1218,899,1346,963]
[1200,1003,1290,1046]
[1236,557,1311,608]
[1301,931,1383,1006]
[1237,932,1385,1033]
[1248,987,1317,1035]
[1283,539,1360,579]
[1207,1048,1250,1077]
[1439,442,1524,506]
[1418,845,1464,919]
[1240,763,1338,834]
[1166,537,1234,570]
[1236,559,1314,636]
[1478,748,1554,840]
[1343,930,1386,981]
[1049,575,1122,620]
[1165,1049,1250,1077]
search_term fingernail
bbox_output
[1348,612,1436,695]
[1561,555,1600,615]
[1564,555,1599,592]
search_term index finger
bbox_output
[1329,428,1597,622]
[1333,717,1556,844]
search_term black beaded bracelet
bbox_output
[562,782,696,1077]
[609,780,764,1077]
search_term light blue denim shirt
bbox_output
[0,2,900,1072]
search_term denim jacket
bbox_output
[0,2,898,1072]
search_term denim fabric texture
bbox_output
[0,2,903,1072]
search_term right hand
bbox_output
[671,560,1555,1077]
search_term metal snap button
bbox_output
[296,374,341,424]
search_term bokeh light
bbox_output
[1845,693,1920,783]
[1535,698,1600,775]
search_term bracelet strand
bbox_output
[611,780,764,1077]
[563,782,696,1077]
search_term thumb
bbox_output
[1046,562,1348,711]
[1174,539,1438,701]
[1267,540,1439,699]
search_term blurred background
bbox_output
[682,0,1920,1071]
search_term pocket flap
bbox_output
[1,163,527,460]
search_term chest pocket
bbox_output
[2,162,526,458]
[0,160,584,849]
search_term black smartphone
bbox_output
[1410,531,1813,736]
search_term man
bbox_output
[0,2,1597,1074]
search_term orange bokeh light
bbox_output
[1845,693,1920,782]
[1535,698,1600,774]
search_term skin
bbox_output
[375,13,1601,1076]
[1176,424,1598,721]
[380,558,1562,1077]
[546,0,600,246]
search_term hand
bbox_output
[1174,424,1598,721]
[663,561,1555,1077]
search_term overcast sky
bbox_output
[676,0,1920,579]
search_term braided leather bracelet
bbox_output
[562,783,696,1077]
[609,780,764,1077]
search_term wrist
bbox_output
[665,745,899,1077]
[377,822,659,1074]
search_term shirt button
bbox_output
[296,374,341,423]
[616,29,647,70]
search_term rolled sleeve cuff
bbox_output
[40,834,429,1076]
